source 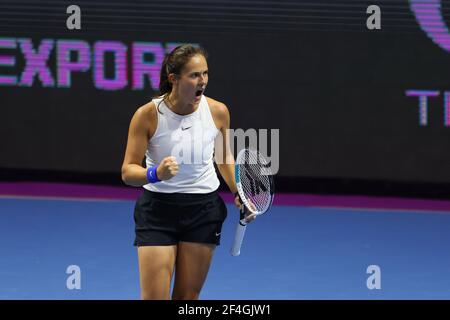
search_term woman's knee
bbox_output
[141,289,171,300]
[172,289,200,300]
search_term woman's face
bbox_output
[174,54,208,104]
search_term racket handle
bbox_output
[230,219,247,256]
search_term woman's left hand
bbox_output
[234,192,257,224]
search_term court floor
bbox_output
[1,186,450,300]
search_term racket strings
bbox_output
[237,149,273,213]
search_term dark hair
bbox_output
[157,44,208,97]
[155,44,208,114]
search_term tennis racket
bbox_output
[230,148,275,256]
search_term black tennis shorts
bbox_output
[133,189,228,247]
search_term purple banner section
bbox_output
[410,0,450,53]
[57,40,90,88]
[0,38,17,85]
[18,39,54,87]
[1,182,450,212]
[132,42,164,91]
[94,41,128,90]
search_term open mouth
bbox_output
[195,89,204,97]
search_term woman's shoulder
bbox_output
[134,100,157,121]
[130,100,158,137]
[205,96,229,119]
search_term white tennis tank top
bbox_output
[143,95,221,193]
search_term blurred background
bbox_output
[1,0,450,300]
[1,0,449,197]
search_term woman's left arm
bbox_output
[214,102,238,195]
[213,102,257,223]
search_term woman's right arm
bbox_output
[121,102,156,187]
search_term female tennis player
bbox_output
[121,44,256,300]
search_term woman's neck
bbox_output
[166,92,197,116]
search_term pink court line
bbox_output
[1,182,450,213]
[0,195,132,202]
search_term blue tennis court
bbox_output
[1,187,450,300]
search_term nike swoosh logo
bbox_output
[215,232,221,236]
[181,126,192,130]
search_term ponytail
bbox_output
[158,54,172,97]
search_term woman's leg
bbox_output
[171,241,216,300]
[137,245,177,300]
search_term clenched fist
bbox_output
[156,156,179,180]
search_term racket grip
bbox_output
[230,219,247,256]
